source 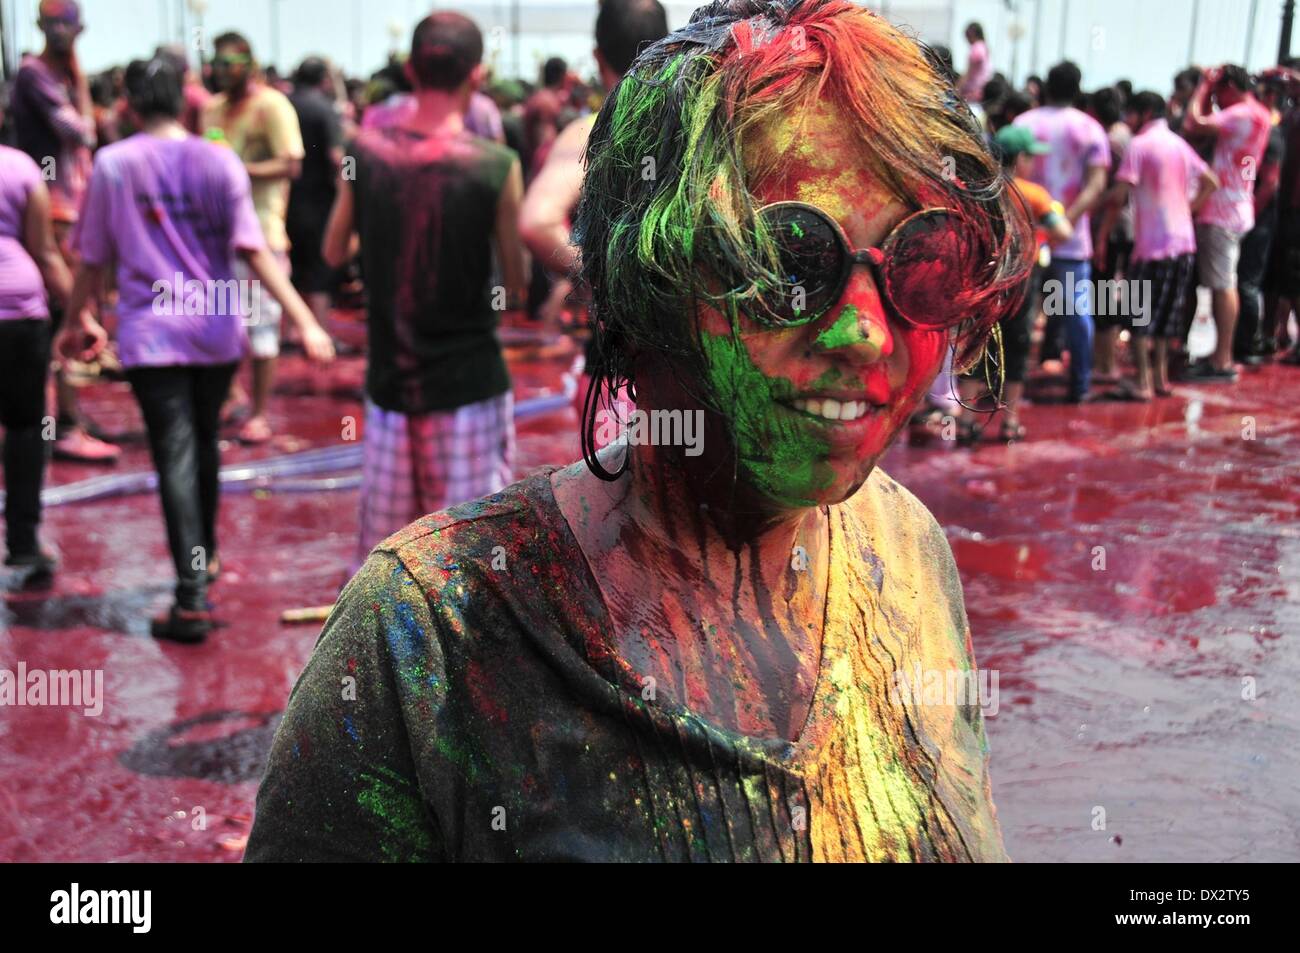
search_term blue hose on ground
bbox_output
[16,381,576,509]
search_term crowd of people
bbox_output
[0,0,1297,647]
[937,21,1300,444]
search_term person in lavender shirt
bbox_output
[0,96,81,577]
[54,57,335,643]
[1014,61,1112,401]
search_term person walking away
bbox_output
[56,57,333,642]
[321,13,528,572]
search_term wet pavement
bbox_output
[1,318,1297,862]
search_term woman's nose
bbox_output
[810,271,894,361]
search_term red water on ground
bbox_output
[1,329,1297,862]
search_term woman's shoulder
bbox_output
[838,466,963,609]
[334,464,596,687]
[364,466,573,603]
[846,466,947,544]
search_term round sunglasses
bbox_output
[748,201,993,331]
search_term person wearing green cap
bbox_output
[957,125,1072,445]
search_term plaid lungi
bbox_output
[355,392,515,567]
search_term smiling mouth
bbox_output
[785,397,881,422]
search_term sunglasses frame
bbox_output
[750,200,971,331]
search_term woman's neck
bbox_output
[597,432,829,602]
[142,116,186,139]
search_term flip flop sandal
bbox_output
[237,417,274,445]
[221,403,252,427]
[956,417,985,447]
[999,421,1027,443]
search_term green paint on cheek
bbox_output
[698,322,834,508]
[815,305,868,350]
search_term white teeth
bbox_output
[791,398,871,421]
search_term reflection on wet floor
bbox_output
[1,332,1297,861]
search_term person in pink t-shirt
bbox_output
[958,22,992,104]
[1098,91,1219,399]
[1183,64,1272,379]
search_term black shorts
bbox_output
[1264,207,1300,299]
[1128,254,1196,338]
[286,213,335,296]
[1094,236,1133,330]
[961,268,1037,385]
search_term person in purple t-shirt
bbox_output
[0,99,81,577]
[54,57,335,643]
[1014,61,1112,401]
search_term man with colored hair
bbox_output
[1182,64,1271,381]
[1099,91,1218,400]
[203,31,306,443]
[1014,60,1111,401]
[10,0,120,464]
[321,12,528,571]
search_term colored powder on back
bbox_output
[357,766,436,862]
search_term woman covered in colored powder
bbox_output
[248,0,1033,862]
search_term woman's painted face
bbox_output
[696,99,950,511]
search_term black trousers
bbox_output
[0,318,51,556]
[1235,203,1276,358]
[127,363,236,611]
[965,268,1038,385]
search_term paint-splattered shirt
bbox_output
[350,126,515,415]
[246,467,1007,862]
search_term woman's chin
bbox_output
[754,466,878,511]
[815,469,877,507]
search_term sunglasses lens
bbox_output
[881,210,985,329]
[757,204,845,324]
